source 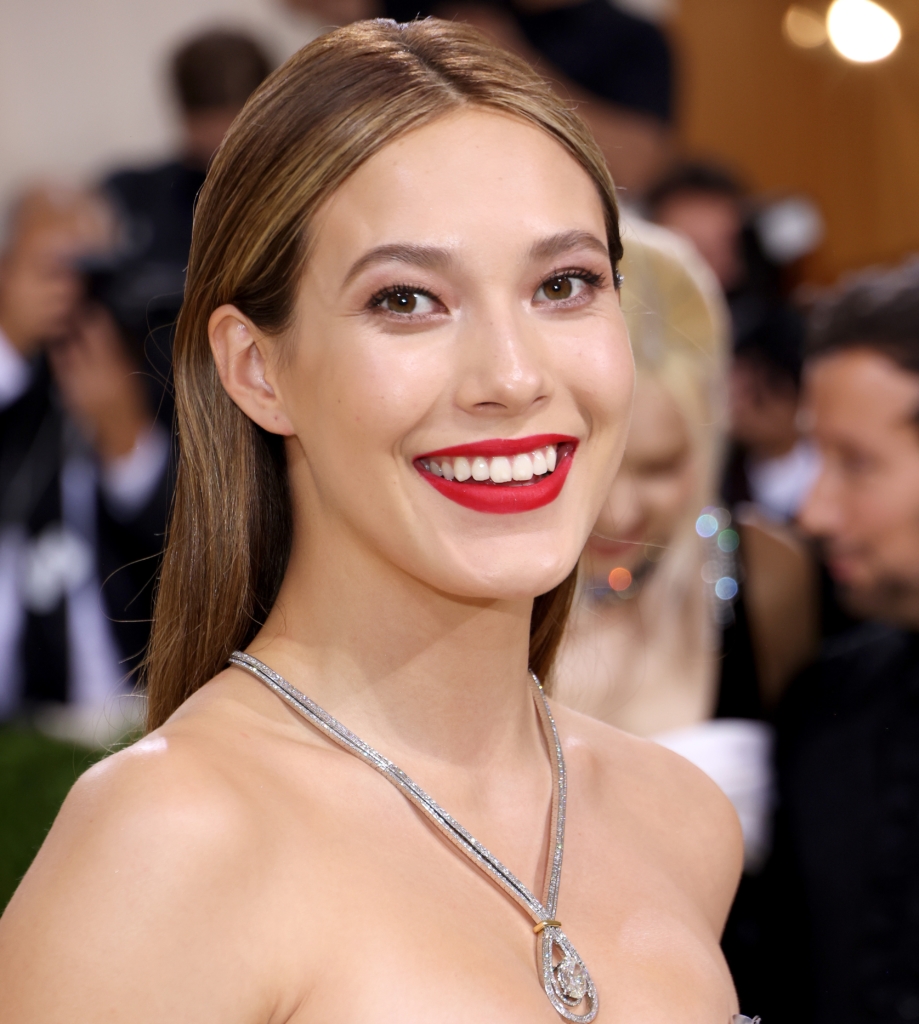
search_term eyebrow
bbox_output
[342,229,610,287]
[528,229,610,264]
[343,243,455,286]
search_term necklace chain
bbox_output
[229,650,598,1021]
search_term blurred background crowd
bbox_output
[3,1,919,1021]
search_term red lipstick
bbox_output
[420,433,574,459]
[414,434,578,514]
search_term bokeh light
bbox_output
[783,5,828,48]
[718,529,740,553]
[696,513,719,539]
[608,567,633,592]
[715,576,739,601]
[827,0,901,63]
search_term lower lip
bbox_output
[416,443,576,514]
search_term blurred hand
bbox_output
[49,305,153,466]
[0,228,83,358]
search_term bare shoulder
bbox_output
[0,673,290,1023]
[738,512,813,587]
[551,701,743,930]
[737,511,818,703]
[32,673,269,870]
[52,715,253,859]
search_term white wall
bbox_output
[0,0,322,206]
[0,0,677,208]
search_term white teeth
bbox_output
[423,445,559,483]
[512,453,534,481]
[471,456,490,481]
[490,456,512,484]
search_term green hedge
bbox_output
[0,727,110,911]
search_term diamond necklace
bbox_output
[229,650,599,1022]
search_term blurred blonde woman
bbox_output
[554,219,817,1009]
[557,222,815,847]
[555,219,817,858]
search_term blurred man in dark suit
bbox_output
[767,258,919,1023]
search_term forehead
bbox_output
[806,348,919,438]
[310,108,607,263]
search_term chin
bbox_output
[839,577,919,630]
[425,538,579,602]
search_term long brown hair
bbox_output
[145,18,622,731]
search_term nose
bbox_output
[453,303,549,419]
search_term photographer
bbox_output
[100,30,272,427]
[0,186,169,728]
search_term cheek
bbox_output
[632,475,691,546]
[652,476,694,529]
[563,319,634,432]
[301,332,449,462]
[855,468,919,555]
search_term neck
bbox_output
[252,515,539,772]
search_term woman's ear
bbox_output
[208,305,294,436]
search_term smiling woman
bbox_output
[0,18,744,1024]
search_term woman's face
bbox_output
[243,109,633,600]
[584,376,697,583]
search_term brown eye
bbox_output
[543,276,573,300]
[385,290,417,313]
[374,288,439,315]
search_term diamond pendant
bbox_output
[540,926,598,1022]
[556,955,589,1001]
[231,653,599,1023]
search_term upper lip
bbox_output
[416,433,577,460]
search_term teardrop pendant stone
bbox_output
[556,955,589,1002]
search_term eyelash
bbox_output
[368,266,607,313]
[369,282,437,309]
[542,266,606,293]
